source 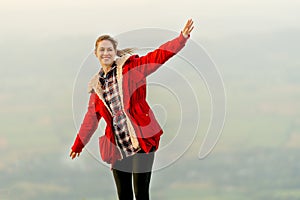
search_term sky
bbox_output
[1,0,299,41]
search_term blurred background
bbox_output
[1,0,300,199]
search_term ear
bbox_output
[94,49,97,57]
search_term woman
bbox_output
[70,19,194,200]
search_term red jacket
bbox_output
[71,32,189,162]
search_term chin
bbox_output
[101,61,113,66]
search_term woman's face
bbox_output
[95,40,117,67]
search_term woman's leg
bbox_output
[112,148,155,200]
[132,150,155,200]
[112,155,134,200]
[112,169,133,200]
[133,171,152,200]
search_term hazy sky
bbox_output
[1,0,299,40]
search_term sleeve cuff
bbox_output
[71,134,84,153]
[180,31,190,42]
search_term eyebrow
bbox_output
[99,47,113,49]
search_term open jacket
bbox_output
[71,32,189,163]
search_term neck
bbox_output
[102,64,112,75]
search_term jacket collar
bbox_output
[87,54,131,115]
[99,61,117,79]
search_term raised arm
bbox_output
[129,19,194,76]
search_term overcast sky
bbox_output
[1,0,299,40]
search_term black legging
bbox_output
[112,149,155,200]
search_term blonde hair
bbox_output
[95,35,135,57]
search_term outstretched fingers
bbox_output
[182,19,194,37]
[70,150,80,159]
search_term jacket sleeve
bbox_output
[71,92,102,153]
[129,32,189,77]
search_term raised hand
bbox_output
[182,19,194,38]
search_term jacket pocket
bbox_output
[131,103,150,126]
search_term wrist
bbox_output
[180,31,190,39]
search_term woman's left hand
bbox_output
[182,19,194,38]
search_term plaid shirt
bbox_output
[99,63,140,157]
